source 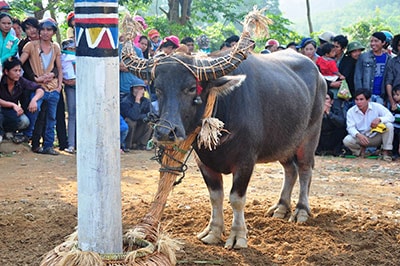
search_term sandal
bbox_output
[381,155,392,162]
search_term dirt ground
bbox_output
[0,142,400,266]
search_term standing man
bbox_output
[354,32,390,105]
[332,35,348,68]
[343,88,394,161]
[19,18,63,155]
[384,34,400,110]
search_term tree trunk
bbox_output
[179,0,190,24]
[33,1,45,19]
[168,0,179,22]
[166,0,190,25]
[306,0,313,34]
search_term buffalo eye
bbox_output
[155,88,162,97]
[183,87,197,95]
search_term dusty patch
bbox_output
[0,148,399,265]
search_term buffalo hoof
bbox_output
[197,229,222,245]
[289,208,310,223]
[225,236,247,249]
[267,204,291,219]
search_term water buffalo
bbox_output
[123,46,326,249]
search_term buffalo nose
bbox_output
[155,125,179,142]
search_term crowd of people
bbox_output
[0,1,76,155]
[269,31,400,162]
[0,3,399,162]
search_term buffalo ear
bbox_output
[210,74,246,96]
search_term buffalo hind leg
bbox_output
[196,163,225,245]
[289,133,319,223]
[289,160,312,223]
[267,158,297,220]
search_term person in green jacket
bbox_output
[0,12,18,65]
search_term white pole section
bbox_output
[75,0,122,253]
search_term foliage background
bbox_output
[7,0,400,52]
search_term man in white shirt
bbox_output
[343,88,394,161]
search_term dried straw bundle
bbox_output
[40,228,180,266]
[197,117,225,150]
[120,13,143,42]
[242,6,273,38]
[119,13,143,56]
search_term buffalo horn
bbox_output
[121,47,154,80]
[193,34,252,81]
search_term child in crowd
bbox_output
[316,43,345,82]
[61,38,76,154]
[148,29,161,57]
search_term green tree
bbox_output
[10,0,300,52]
[342,9,393,47]
[10,0,74,42]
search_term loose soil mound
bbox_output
[0,149,399,265]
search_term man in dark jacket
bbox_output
[0,57,44,143]
[120,80,153,150]
[316,90,347,156]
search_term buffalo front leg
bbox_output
[267,159,297,219]
[196,164,225,245]
[224,165,254,249]
[224,192,248,249]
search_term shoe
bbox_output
[12,135,30,144]
[32,147,43,153]
[41,147,59,156]
[64,147,75,154]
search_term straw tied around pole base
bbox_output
[40,230,179,265]
[39,6,270,266]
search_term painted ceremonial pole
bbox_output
[75,0,122,253]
